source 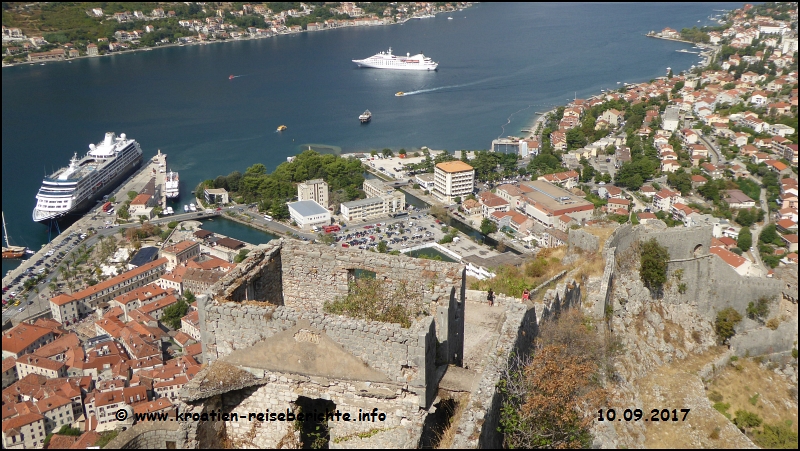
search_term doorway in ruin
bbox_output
[295,396,336,449]
[693,244,704,257]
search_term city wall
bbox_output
[452,281,582,449]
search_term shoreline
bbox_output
[1,8,471,70]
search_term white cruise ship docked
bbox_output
[352,48,438,71]
[32,132,143,223]
[165,170,180,198]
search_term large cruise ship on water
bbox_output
[32,132,143,223]
[165,170,179,198]
[352,48,438,71]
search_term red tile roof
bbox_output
[710,246,747,269]
[2,324,54,355]
[51,258,168,306]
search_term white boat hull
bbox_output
[353,60,438,70]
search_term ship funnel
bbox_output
[407,52,410,57]
[120,133,126,140]
[89,144,96,151]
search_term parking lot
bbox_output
[2,231,89,316]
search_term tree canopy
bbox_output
[639,239,670,294]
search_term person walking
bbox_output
[522,288,530,301]
[487,288,495,307]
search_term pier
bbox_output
[2,151,190,326]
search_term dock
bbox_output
[2,151,177,325]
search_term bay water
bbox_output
[2,2,740,274]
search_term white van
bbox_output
[263,215,273,221]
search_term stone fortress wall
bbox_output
[452,281,583,448]
[595,222,793,358]
[184,239,467,448]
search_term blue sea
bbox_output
[2,2,742,274]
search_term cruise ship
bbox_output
[352,48,438,71]
[32,132,143,223]
[165,170,179,198]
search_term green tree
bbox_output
[127,190,138,200]
[639,239,670,294]
[161,297,189,330]
[382,148,394,158]
[715,307,743,345]
[746,296,772,323]
[377,241,388,253]
[737,227,752,251]
[759,224,781,246]
[480,218,498,235]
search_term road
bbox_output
[747,182,771,276]
[697,134,723,165]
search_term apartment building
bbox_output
[432,161,475,203]
[297,179,329,208]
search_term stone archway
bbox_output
[693,244,704,257]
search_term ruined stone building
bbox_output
[179,239,466,448]
[105,238,585,449]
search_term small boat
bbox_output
[229,75,235,80]
[184,205,189,213]
[277,125,287,131]
[395,92,405,97]
[189,203,197,212]
[359,110,372,123]
[2,212,28,259]
[448,17,453,20]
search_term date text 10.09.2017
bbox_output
[597,408,690,422]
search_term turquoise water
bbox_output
[405,247,458,263]
[198,217,278,245]
[2,3,739,274]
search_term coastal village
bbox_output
[2,2,472,64]
[1,2,798,450]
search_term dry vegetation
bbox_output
[707,358,798,448]
[499,310,614,448]
[632,349,758,449]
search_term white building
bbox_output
[432,161,475,203]
[297,179,329,208]
[415,173,435,191]
[288,200,330,230]
[340,191,405,222]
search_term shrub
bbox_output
[748,393,759,406]
[752,422,799,449]
[708,391,723,403]
[324,279,424,328]
[678,283,687,294]
[713,402,731,419]
[715,307,743,345]
[709,427,721,440]
[639,239,670,294]
[733,410,762,431]
[766,317,780,330]
[746,296,772,323]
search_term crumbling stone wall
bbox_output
[279,241,464,316]
[219,373,424,448]
[568,228,599,253]
[452,282,581,449]
[104,420,183,449]
[214,243,284,305]
[199,299,435,396]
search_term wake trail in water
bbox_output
[401,74,506,96]
[497,103,560,139]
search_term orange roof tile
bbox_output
[435,161,474,173]
[710,246,747,268]
[1,412,44,432]
[51,258,168,306]
[2,324,54,355]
